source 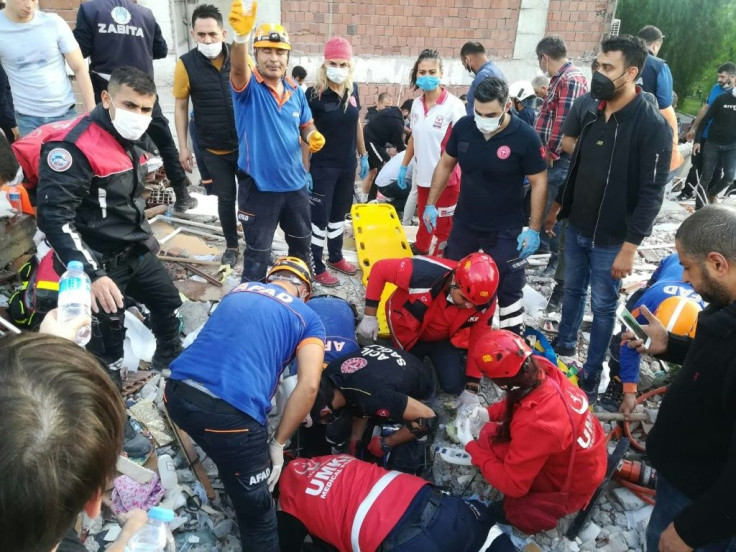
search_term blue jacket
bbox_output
[466,61,506,116]
[640,52,673,109]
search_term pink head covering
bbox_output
[324,37,352,61]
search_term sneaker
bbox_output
[598,376,623,413]
[551,337,575,357]
[221,248,239,268]
[173,186,198,212]
[151,338,183,371]
[578,371,601,405]
[314,270,339,287]
[546,283,564,312]
[327,258,357,275]
[124,419,152,458]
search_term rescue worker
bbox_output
[277,454,517,552]
[173,4,240,266]
[459,329,607,535]
[305,36,366,286]
[508,80,538,126]
[228,1,325,282]
[355,252,499,399]
[165,257,325,552]
[309,344,437,474]
[427,77,548,335]
[598,253,704,412]
[73,0,198,212]
[36,67,183,383]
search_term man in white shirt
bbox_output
[375,150,413,214]
[0,0,95,136]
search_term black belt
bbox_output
[165,379,245,416]
[379,488,444,551]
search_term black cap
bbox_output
[638,25,665,43]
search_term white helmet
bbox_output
[508,80,535,101]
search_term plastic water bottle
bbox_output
[7,183,22,216]
[124,507,176,552]
[57,260,92,346]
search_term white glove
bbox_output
[356,315,379,340]
[457,389,481,408]
[457,417,474,447]
[267,438,285,492]
[468,406,490,437]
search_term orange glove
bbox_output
[307,130,326,153]
[229,0,258,41]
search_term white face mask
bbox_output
[475,113,503,134]
[197,41,223,59]
[326,66,349,84]
[111,101,152,141]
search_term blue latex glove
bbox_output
[397,165,408,190]
[423,204,438,232]
[359,154,369,180]
[517,228,540,259]
[306,173,314,194]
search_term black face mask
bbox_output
[591,69,628,101]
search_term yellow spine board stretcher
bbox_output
[351,204,413,337]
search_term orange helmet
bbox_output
[471,329,532,380]
[253,23,291,50]
[453,252,499,306]
[267,256,312,298]
[654,296,701,338]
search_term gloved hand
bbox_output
[359,154,369,180]
[356,315,379,340]
[397,165,408,190]
[468,406,490,437]
[367,435,391,458]
[516,228,540,259]
[229,0,258,42]
[306,173,313,194]
[457,417,475,447]
[457,389,480,408]
[267,437,285,492]
[307,130,326,153]
[423,204,438,232]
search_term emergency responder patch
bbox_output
[340,357,367,374]
[497,145,511,160]
[376,408,389,417]
[47,148,73,172]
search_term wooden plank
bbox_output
[0,215,36,268]
[163,407,216,500]
[158,255,221,266]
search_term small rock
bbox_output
[213,519,234,539]
[177,469,197,483]
[623,530,639,549]
[577,521,601,544]
[614,512,629,530]
[611,487,647,511]
[179,301,211,335]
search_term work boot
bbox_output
[578,371,601,405]
[106,358,125,392]
[598,375,623,413]
[173,184,198,212]
[327,258,358,275]
[221,248,239,268]
[546,283,564,312]
[551,337,575,358]
[151,337,183,372]
[314,270,339,287]
[124,419,152,459]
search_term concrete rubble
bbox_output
[0,194,701,551]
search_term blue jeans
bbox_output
[164,380,278,552]
[646,476,736,552]
[541,154,571,252]
[15,106,76,137]
[558,224,621,381]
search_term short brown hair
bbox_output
[0,334,126,552]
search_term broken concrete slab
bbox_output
[175,279,223,302]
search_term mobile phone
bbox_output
[616,303,652,349]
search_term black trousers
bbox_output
[202,150,239,248]
[237,171,312,282]
[93,75,188,192]
[88,250,182,364]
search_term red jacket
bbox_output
[465,358,607,527]
[365,256,496,378]
[279,454,427,552]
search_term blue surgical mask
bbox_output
[416,75,440,92]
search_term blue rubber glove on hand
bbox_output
[306,173,314,194]
[359,154,369,180]
[397,165,408,190]
[423,204,438,233]
[517,228,540,259]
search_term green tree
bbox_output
[616,0,736,102]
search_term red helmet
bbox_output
[453,252,499,306]
[471,329,532,379]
